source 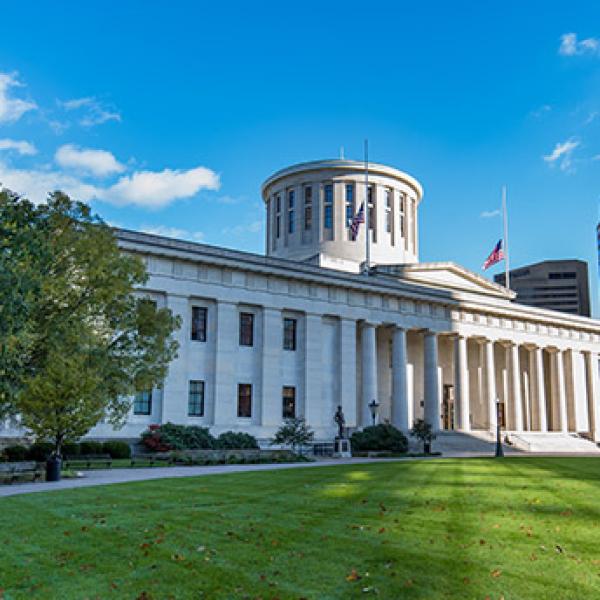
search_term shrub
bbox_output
[216,431,259,449]
[271,418,315,455]
[79,441,104,455]
[62,442,81,457]
[26,442,54,461]
[409,419,436,454]
[4,444,28,462]
[140,423,215,452]
[351,424,408,454]
[102,441,131,459]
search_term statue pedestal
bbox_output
[333,437,352,458]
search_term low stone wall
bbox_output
[136,448,296,461]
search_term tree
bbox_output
[410,419,436,454]
[271,418,314,455]
[0,190,180,457]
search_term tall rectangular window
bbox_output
[283,318,297,351]
[345,183,355,225]
[188,380,205,416]
[385,188,392,234]
[191,306,207,341]
[303,186,312,230]
[367,185,376,242]
[238,383,252,418]
[282,386,296,418]
[399,192,406,241]
[133,390,152,415]
[287,189,295,234]
[239,312,254,346]
[275,194,281,238]
[324,183,333,229]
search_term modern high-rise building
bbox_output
[494,260,591,317]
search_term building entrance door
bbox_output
[442,384,455,430]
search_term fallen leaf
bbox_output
[346,569,362,582]
[491,569,502,578]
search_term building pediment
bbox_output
[374,262,515,300]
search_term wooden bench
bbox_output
[64,454,113,469]
[0,461,44,484]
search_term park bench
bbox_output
[64,454,113,469]
[130,452,173,467]
[0,461,44,484]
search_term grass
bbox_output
[1,458,599,599]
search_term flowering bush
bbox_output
[141,423,215,452]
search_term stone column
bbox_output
[484,339,497,432]
[555,350,568,433]
[260,307,282,427]
[534,346,547,432]
[391,326,409,431]
[361,322,378,427]
[423,331,440,432]
[160,294,190,424]
[454,335,470,431]
[510,343,523,432]
[304,313,323,425]
[213,300,238,425]
[339,318,357,429]
[585,352,600,442]
[572,350,589,432]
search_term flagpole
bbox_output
[502,185,510,289]
[364,139,370,274]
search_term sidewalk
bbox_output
[0,455,443,498]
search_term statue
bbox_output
[334,405,345,439]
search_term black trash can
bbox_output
[46,455,61,482]
[424,441,431,455]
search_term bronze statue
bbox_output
[334,405,345,439]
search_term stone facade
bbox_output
[2,159,599,448]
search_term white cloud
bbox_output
[559,32,600,56]
[530,104,551,119]
[480,209,501,218]
[55,144,125,176]
[543,138,580,172]
[140,225,205,242]
[222,220,262,236]
[584,111,599,125]
[0,161,99,204]
[100,166,220,208]
[0,72,37,123]
[59,96,121,127]
[0,161,219,208]
[0,138,37,156]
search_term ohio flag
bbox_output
[482,239,504,270]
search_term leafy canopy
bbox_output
[0,190,180,453]
[271,418,314,455]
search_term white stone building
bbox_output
[4,159,600,451]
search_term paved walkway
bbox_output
[0,455,455,498]
[3,450,597,498]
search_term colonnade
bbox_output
[359,322,600,441]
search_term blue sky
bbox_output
[1,1,600,312]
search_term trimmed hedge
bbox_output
[62,442,81,457]
[351,424,408,454]
[102,441,131,459]
[217,431,259,449]
[141,423,260,452]
[26,442,54,461]
[4,444,28,462]
[79,441,104,455]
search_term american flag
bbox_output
[482,239,504,270]
[350,202,365,241]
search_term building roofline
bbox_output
[260,159,423,201]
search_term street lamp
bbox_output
[368,399,379,426]
[495,398,504,458]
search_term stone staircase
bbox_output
[507,432,600,454]
[412,430,520,456]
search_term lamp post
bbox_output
[495,398,504,458]
[368,399,379,426]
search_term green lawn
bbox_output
[1,458,600,599]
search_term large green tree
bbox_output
[0,190,180,455]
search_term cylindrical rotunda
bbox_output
[261,159,423,272]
